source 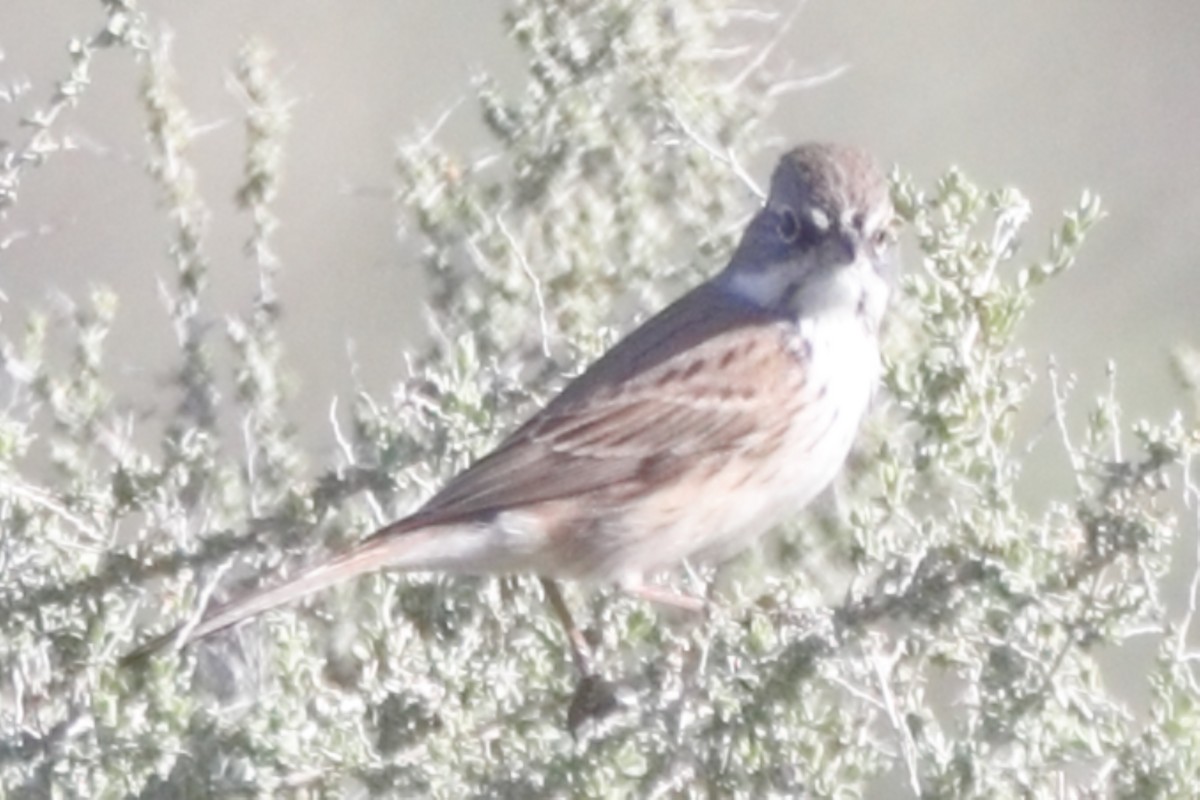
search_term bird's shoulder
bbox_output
[541,279,807,414]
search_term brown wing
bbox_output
[391,281,806,531]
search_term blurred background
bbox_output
[2,0,1197,464]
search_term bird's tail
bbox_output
[123,522,435,664]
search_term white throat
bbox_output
[722,257,881,327]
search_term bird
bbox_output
[126,142,898,675]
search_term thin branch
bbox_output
[1177,448,1200,658]
[1048,358,1087,491]
[870,644,921,797]
[0,474,104,542]
[766,63,850,97]
[726,0,809,91]
[662,102,763,199]
[329,396,355,468]
[495,214,552,358]
[165,561,232,652]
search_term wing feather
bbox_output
[398,282,808,529]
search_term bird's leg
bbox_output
[539,578,594,677]
[620,582,707,614]
[540,578,626,736]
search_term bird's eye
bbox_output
[777,208,800,243]
[870,225,894,251]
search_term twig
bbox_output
[329,396,355,467]
[766,63,850,97]
[726,0,809,91]
[168,561,232,651]
[663,102,762,199]
[1177,449,1200,659]
[495,214,552,358]
[0,474,104,542]
[1047,358,1086,491]
[870,643,921,797]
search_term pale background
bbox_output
[2,1,1198,465]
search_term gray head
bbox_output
[721,143,896,330]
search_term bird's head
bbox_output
[721,143,897,330]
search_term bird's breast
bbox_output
[787,306,878,465]
[613,310,880,575]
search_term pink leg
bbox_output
[620,582,707,613]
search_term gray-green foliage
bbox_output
[2,0,1198,797]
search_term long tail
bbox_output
[123,523,435,664]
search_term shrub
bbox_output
[1,1,1196,796]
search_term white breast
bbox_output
[635,299,880,573]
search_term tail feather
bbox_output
[123,525,430,664]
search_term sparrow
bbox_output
[127,142,897,674]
